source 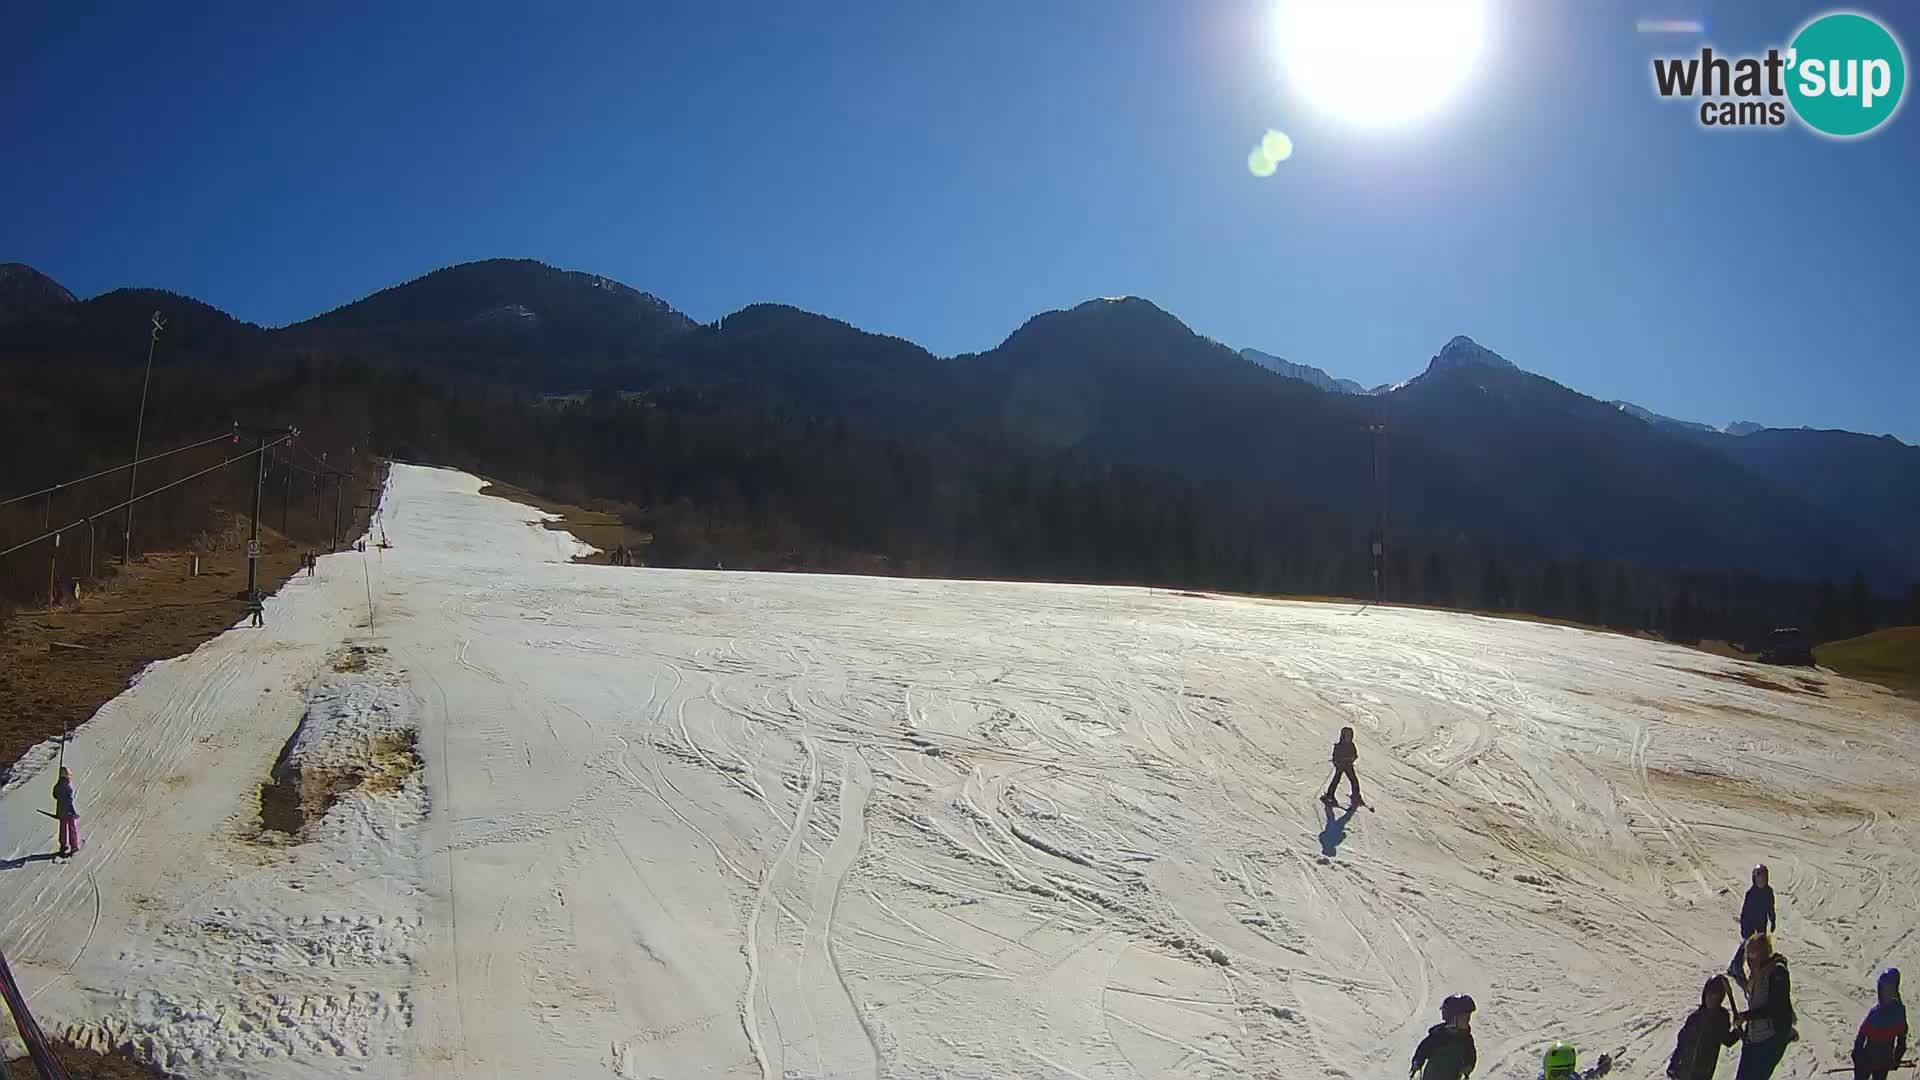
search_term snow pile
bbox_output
[259,644,425,845]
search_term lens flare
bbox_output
[1261,129,1295,162]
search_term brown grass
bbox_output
[1816,627,1920,698]
[1,521,304,779]
[0,464,382,779]
[477,480,653,565]
[7,1043,166,1079]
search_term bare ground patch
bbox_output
[477,481,651,566]
[1663,664,1814,696]
[7,1042,168,1079]
[257,730,420,838]
[332,643,387,673]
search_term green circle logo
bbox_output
[1786,12,1906,137]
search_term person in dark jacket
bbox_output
[1669,975,1739,1080]
[1730,933,1794,1080]
[1853,968,1907,1080]
[1412,994,1477,1079]
[1323,726,1362,807]
[52,767,79,857]
[1730,865,1776,980]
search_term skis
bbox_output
[1823,1062,1919,1074]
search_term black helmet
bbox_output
[1442,994,1477,1019]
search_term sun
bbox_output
[1275,0,1491,128]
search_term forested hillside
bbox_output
[3,258,1914,651]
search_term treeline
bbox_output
[0,354,379,612]
[1392,551,1909,645]
[362,374,1918,647]
[6,352,1915,649]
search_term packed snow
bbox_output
[1,463,1915,1079]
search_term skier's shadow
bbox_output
[1319,803,1359,857]
[0,853,61,871]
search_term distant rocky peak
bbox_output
[1428,335,1517,373]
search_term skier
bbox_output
[1668,975,1739,1080]
[248,591,265,627]
[1730,932,1795,1080]
[1543,1041,1613,1080]
[52,767,79,858]
[1851,968,1906,1080]
[1322,725,1362,808]
[1410,994,1476,1079]
[1730,865,1776,980]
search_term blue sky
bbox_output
[4,1,1916,439]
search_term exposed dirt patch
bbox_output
[478,480,651,566]
[1646,766,1857,818]
[7,1042,168,1079]
[332,643,387,673]
[364,729,422,796]
[1665,665,1813,696]
[258,750,363,838]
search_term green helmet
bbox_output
[1543,1041,1577,1072]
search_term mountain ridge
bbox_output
[1239,348,1367,395]
[2,258,1911,583]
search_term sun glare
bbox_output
[1275,0,1491,128]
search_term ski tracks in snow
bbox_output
[20,466,1920,1080]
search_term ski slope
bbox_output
[2,463,1916,1079]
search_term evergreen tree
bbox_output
[1390,546,1414,603]
[1671,588,1697,643]
[1421,552,1452,606]
[1479,559,1506,611]
[1909,581,1920,626]
[1609,565,1634,628]
[1847,571,1874,637]
[1540,560,1567,618]
[1815,578,1839,641]
[1574,563,1598,626]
